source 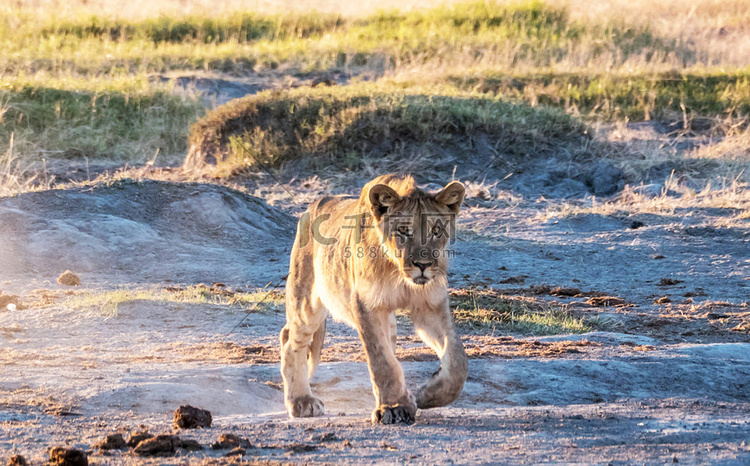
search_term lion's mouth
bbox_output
[412,275,429,285]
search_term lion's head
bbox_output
[363,175,465,286]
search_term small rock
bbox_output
[654,296,672,304]
[287,443,318,453]
[381,442,398,451]
[180,439,203,451]
[43,405,80,416]
[223,447,246,457]
[48,447,87,466]
[658,278,682,286]
[211,433,252,450]
[8,455,27,466]
[586,296,629,307]
[57,270,81,286]
[550,287,581,297]
[174,405,212,429]
[95,433,127,450]
[127,431,153,447]
[499,276,525,284]
[310,432,339,443]
[629,220,644,229]
[651,254,666,260]
[133,434,181,457]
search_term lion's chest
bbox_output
[353,277,447,313]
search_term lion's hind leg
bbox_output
[281,294,326,418]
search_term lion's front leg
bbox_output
[410,296,468,409]
[353,296,416,425]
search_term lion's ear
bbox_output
[436,181,465,213]
[368,184,400,219]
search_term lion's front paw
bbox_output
[371,403,416,425]
[289,395,325,418]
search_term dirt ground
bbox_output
[1,77,750,464]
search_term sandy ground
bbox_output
[1,169,749,464]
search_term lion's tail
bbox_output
[307,319,326,379]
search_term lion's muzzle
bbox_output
[409,259,436,285]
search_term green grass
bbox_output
[0,1,684,75]
[440,70,750,122]
[451,289,593,335]
[38,12,344,43]
[65,284,284,316]
[185,82,592,175]
[0,77,204,161]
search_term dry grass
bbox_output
[64,284,284,316]
[0,77,204,195]
[450,288,594,335]
[559,0,750,68]
[538,172,750,226]
[5,0,453,19]
[0,133,53,196]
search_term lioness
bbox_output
[280,174,468,424]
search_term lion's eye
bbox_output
[396,225,410,237]
[431,224,443,237]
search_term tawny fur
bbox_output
[280,174,468,424]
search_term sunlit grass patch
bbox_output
[65,284,284,316]
[0,76,205,163]
[450,288,593,335]
[0,1,582,74]
[0,0,707,76]
[438,70,750,122]
[37,12,344,44]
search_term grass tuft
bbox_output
[0,132,52,196]
[64,284,284,316]
[451,288,593,335]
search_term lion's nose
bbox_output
[412,260,434,272]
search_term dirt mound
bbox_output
[0,179,294,285]
[183,84,593,178]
